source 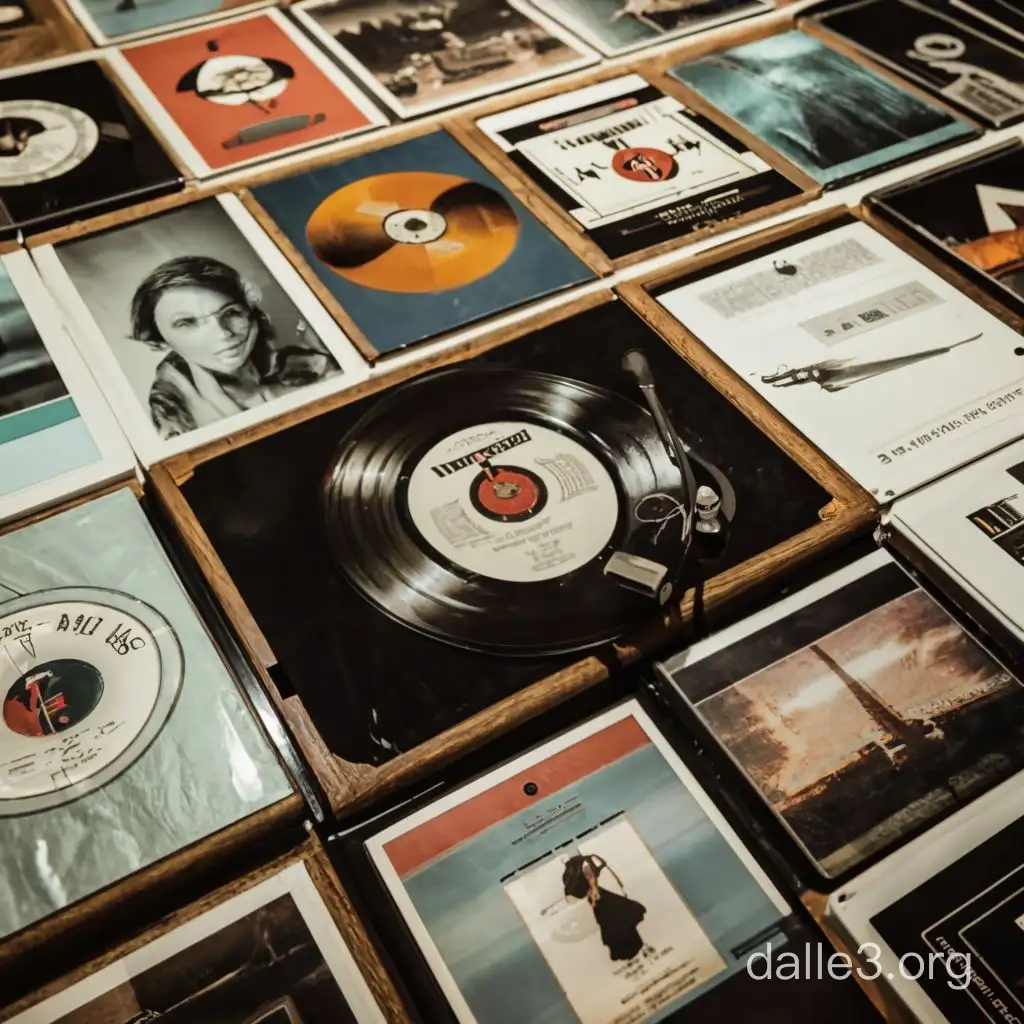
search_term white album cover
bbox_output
[0,249,134,528]
[32,192,370,467]
[888,435,1024,648]
[654,219,1024,500]
[477,74,773,232]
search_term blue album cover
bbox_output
[252,131,595,356]
[669,31,979,187]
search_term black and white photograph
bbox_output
[659,551,1024,877]
[6,862,388,1024]
[32,194,368,465]
[289,0,598,119]
[529,0,772,57]
[653,218,1024,499]
[813,0,1024,128]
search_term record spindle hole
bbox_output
[524,782,538,796]
[1015,347,1024,356]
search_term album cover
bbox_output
[869,141,1024,316]
[289,0,598,120]
[0,56,184,241]
[109,10,387,179]
[652,216,1024,500]
[529,0,772,56]
[364,700,796,1023]
[250,130,595,357]
[0,487,293,941]
[477,74,806,262]
[887,434,1024,667]
[812,0,1024,128]
[6,862,388,1024]
[658,549,1024,879]
[32,193,369,466]
[952,0,1024,44]
[173,299,832,773]
[0,249,133,527]
[826,767,1024,1023]
[63,0,271,45]
[668,30,979,188]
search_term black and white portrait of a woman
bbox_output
[45,196,362,448]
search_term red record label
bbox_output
[612,148,676,183]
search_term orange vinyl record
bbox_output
[304,170,520,294]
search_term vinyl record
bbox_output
[322,367,691,655]
[305,170,519,294]
[0,99,100,187]
[0,587,183,815]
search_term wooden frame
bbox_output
[147,284,875,819]
[0,0,92,68]
[0,835,409,1024]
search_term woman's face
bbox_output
[152,284,258,374]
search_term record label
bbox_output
[0,99,100,187]
[405,420,619,583]
[0,590,182,813]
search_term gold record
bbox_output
[305,170,520,294]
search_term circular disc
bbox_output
[194,55,289,106]
[0,99,99,186]
[322,367,688,655]
[305,171,519,293]
[0,587,183,815]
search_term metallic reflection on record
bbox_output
[321,367,690,656]
[0,587,183,815]
[305,170,519,293]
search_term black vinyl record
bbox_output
[0,59,183,240]
[322,366,691,656]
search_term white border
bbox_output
[365,698,791,1024]
[826,768,1024,1024]
[0,249,135,528]
[106,9,388,180]
[526,0,773,58]
[61,0,275,48]
[6,861,388,1024]
[31,192,370,469]
[289,0,600,120]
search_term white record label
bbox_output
[405,420,619,583]
[0,99,99,186]
[0,590,182,814]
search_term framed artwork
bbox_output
[0,248,134,527]
[108,10,388,179]
[31,193,369,467]
[289,0,599,120]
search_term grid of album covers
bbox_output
[4,0,1024,1023]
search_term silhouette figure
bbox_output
[562,853,647,962]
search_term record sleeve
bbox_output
[358,699,841,1024]
[668,29,979,189]
[868,141,1024,317]
[951,0,1024,45]
[650,213,1024,501]
[0,487,293,942]
[475,74,808,263]
[0,249,134,528]
[885,434,1024,674]
[809,0,1024,128]
[109,10,388,179]
[657,548,1024,880]
[288,0,599,121]
[0,54,184,241]
[528,0,773,57]
[250,130,595,358]
[32,192,370,467]
[826,766,1024,1024]
[169,298,837,799]
[2,857,393,1024]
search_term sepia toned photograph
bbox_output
[9,864,386,1024]
[291,0,597,118]
[37,194,367,462]
[689,574,1024,876]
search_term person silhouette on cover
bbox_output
[562,853,648,962]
